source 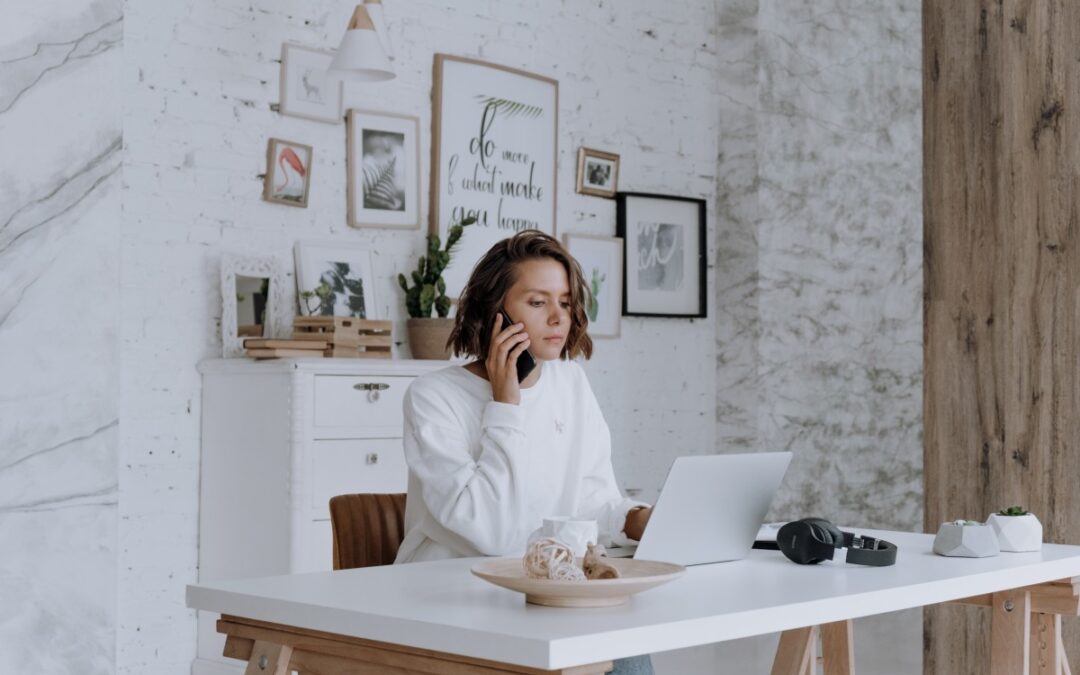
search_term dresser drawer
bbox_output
[310,438,407,519]
[313,375,412,437]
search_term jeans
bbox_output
[609,655,655,675]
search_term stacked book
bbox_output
[243,338,328,359]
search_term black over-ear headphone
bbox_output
[773,517,897,567]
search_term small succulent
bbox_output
[951,519,981,526]
[998,506,1030,517]
[398,216,476,318]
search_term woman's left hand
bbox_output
[623,506,653,541]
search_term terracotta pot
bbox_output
[406,318,454,360]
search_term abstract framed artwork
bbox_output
[293,241,378,319]
[346,109,420,229]
[430,53,559,298]
[564,234,622,338]
[615,192,707,318]
[576,147,619,198]
[279,43,342,124]
[264,138,312,208]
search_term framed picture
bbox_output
[264,138,312,208]
[279,43,342,124]
[294,241,379,319]
[576,148,619,198]
[430,54,559,298]
[616,192,707,318]
[220,253,289,357]
[564,234,622,338]
[346,109,420,229]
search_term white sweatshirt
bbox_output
[394,359,645,563]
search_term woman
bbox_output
[395,230,654,675]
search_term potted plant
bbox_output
[932,519,1000,558]
[986,506,1042,552]
[398,217,476,359]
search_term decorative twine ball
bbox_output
[523,538,575,579]
[549,561,587,581]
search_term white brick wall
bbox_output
[119,1,720,671]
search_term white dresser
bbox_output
[193,357,447,675]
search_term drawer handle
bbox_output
[366,453,379,465]
[354,382,390,402]
[353,383,390,391]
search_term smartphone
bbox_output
[499,309,537,382]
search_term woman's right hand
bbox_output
[486,314,531,405]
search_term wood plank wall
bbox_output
[923,0,1080,672]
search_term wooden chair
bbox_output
[328,493,407,570]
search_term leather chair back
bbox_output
[328,493,407,570]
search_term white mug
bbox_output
[541,516,598,557]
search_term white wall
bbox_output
[0,1,122,673]
[0,0,922,672]
[119,0,718,671]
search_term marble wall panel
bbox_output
[0,0,122,672]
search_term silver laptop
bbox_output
[614,452,792,566]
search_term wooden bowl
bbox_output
[471,557,686,607]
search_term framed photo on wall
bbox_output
[294,241,378,319]
[346,109,420,229]
[564,234,622,338]
[576,147,619,198]
[264,138,312,208]
[616,192,707,318]
[430,54,559,298]
[279,43,342,124]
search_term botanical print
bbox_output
[314,261,367,318]
[361,129,406,211]
[588,267,606,321]
[636,222,684,291]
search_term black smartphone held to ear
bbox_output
[499,309,537,382]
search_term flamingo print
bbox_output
[275,147,307,196]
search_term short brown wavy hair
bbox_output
[448,230,594,361]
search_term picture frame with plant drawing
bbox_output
[563,234,622,338]
[294,241,379,319]
[346,109,420,229]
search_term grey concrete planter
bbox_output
[932,521,1000,558]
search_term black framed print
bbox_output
[615,192,707,318]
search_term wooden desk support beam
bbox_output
[946,578,1079,675]
[771,621,854,675]
[218,616,613,675]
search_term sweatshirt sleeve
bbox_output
[572,369,649,547]
[403,381,533,556]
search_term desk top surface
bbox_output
[187,530,1080,669]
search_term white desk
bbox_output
[186,530,1080,674]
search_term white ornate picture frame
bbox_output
[221,252,289,357]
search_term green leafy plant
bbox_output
[998,506,1030,517]
[299,281,334,316]
[398,216,476,318]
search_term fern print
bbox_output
[361,129,406,211]
[362,155,403,211]
[474,95,544,119]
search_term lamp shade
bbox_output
[328,2,395,83]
